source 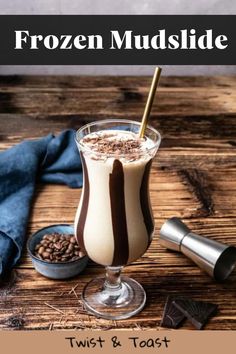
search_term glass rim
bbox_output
[75,119,161,158]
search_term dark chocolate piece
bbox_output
[160,296,186,329]
[173,298,218,330]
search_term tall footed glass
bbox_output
[74,119,161,319]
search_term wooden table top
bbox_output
[0,75,236,330]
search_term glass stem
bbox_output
[104,266,123,290]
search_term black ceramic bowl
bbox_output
[27,224,89,279]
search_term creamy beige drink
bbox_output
[74,119,161,320]
[75,130,156,266]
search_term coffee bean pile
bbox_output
[34,233,85,262]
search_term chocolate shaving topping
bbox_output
[81,132,147,160]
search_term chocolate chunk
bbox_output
[160,296,186,329]
[173,298,218,330]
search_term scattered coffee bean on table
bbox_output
[34,233,85,262]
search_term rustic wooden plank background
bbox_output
[0,75,236,330]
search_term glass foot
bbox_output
[82,276,146,320]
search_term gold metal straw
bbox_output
[139,66,162,138]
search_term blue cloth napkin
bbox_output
[0,130,82,279]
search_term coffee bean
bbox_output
[34,233,85,263]
[54,234,60,242]
[38,246,44,255]
[68,244,74,252]
[53,252,61,257]
[42,251,50,259]
[70,237,76,244]
[54,242,62,250]
[72,256,80,261]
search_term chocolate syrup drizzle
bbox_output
[75,152,89,254]
[109,159,129,266]
[140,159,154,244]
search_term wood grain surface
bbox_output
[0,75,236,330]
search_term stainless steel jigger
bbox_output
[159,217,236,281]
